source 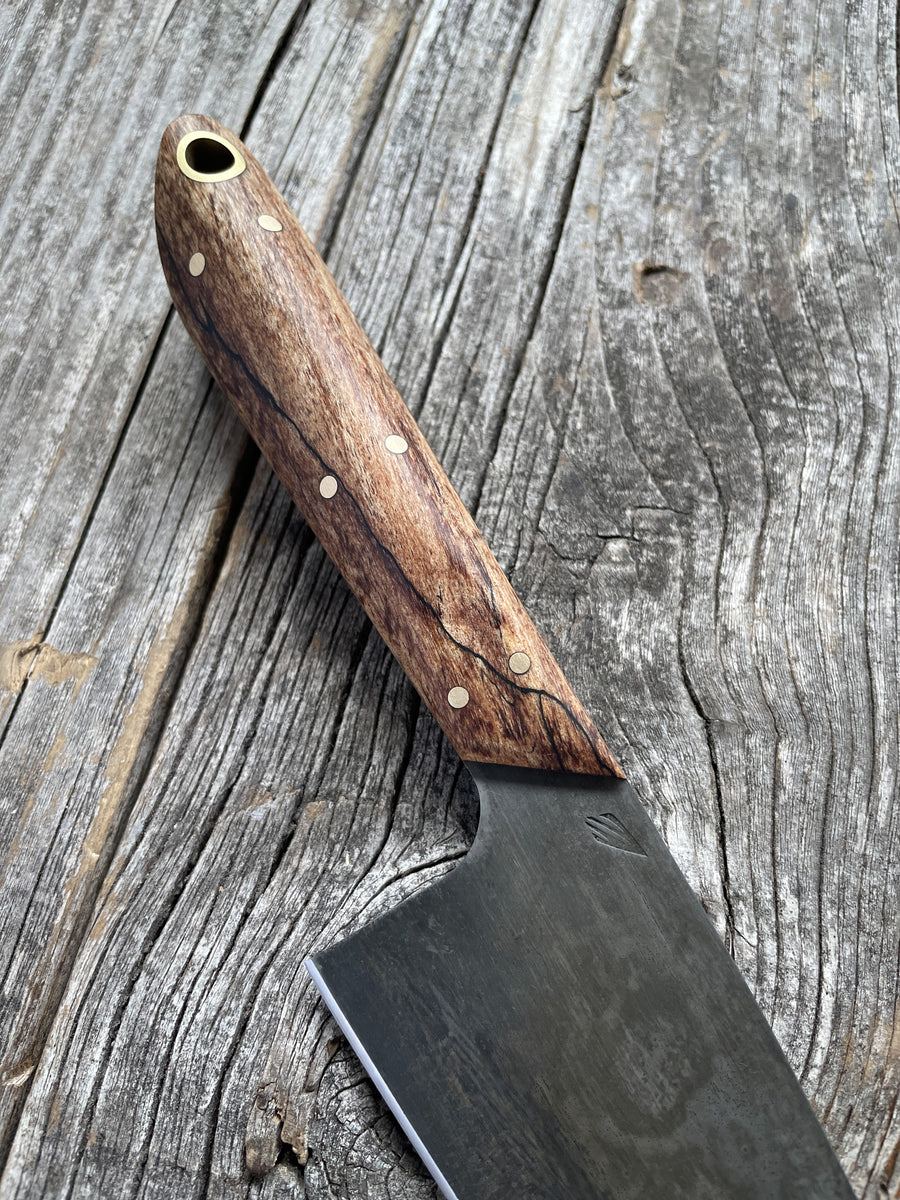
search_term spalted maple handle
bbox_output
[154,115,621,777]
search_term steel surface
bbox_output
[307,764,854,1199]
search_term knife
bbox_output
[154,115,856,1199]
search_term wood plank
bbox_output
[0,0,345,732]
[0,0,897,1196]
[0,0,417,1175]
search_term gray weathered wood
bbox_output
[0,0,897,1196]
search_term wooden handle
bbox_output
[154,115,621,777]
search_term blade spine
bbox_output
[304,955,461,1200]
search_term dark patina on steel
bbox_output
[307,764,855,1200]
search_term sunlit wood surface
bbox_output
[0,1,897,1195]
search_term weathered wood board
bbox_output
[0,0,897,1196]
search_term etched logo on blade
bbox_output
[585,813,646,856]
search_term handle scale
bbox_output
[155,115,620,777]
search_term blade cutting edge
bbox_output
[305,957,461,1200]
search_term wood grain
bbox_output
[156,114,620,777]
[0,0,897,1196]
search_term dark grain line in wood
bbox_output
[242,1,314,139]
[467,0,629,518]
[0,364,254,1168]
[0,0,307,662]
[308,3,423,264]
[370,0,541,408]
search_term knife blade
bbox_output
[154,114,856,1199]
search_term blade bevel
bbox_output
[305,957,461,1200]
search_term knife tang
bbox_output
[155,115,621,778]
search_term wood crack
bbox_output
[468,5,618,519]
[240,0,313,139]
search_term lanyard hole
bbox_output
[176,131,246,182]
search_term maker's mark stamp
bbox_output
[585,813,646,856]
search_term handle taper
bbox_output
[155,115,621,777]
